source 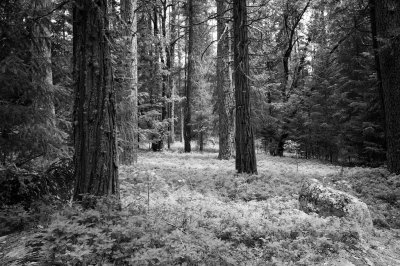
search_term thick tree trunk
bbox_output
[374,1,400,173]
[233,0,257,174]
[119,0,138,165]
[184,0,194,153]
[32,0,55,124]
[216,0,232,160]
[72,0,119,199]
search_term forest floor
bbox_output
[1,144,400,265]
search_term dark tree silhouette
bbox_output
[374,0,400,173]
[184,0,194,153]
[233,0,257,173]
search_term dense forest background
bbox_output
[1,0,397,173]
[1,0,400,264]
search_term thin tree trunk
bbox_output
[184,0,194,153]
[216,0,232,160]
[233,0,257,174]
[177,12,184,143]
[228,22,235,155]
[199,131,204,152]
[73,0,119,199]
[374,0,400,173]
[152,6,164,151]
[32,0,55,124]
[119,0,138,165]
[369,0,386,150]
[168,0,177,146]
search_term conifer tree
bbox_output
[73,0,119,199]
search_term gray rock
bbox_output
[299,179,373,231]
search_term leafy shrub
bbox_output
[0,158,74,235]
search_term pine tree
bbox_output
[216,0,233,160]
[72,0,119,199]
[184,0,194,153]
[233,0,257,173]
[374,0,400,173]
[119,0,138,165]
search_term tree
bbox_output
[184,0,194,152]
[374,0,400,173]
[233,0,257,173]
[216,0,233,160]
[72,0,119,199]
[119,0,138,165]
[32,0,55,123]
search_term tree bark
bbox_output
[233,0,257,174]
[216,0,233,160]
[73,0,119,199]
[119,0,138,165]
[184,0,194,153]
[369,0,386,150]
[152,6,164,151]
[168,0,177,146]
[374,0,400,173]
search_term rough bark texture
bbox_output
[299,179,373,233]
[73,0,119,199]
[233,0,257,174]
[374,0,400,173]
[119,0,138,165]
[216,0,233,160]
[184,0,194,153]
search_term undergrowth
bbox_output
[36,152,366,265]
[2,151,400,265]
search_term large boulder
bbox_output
[299,179,373,231]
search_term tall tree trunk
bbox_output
[374,0,400,173]
[119,0,138,165]
[216,0,232,160]
[369,0,386,150]
[152,7,164,151]
[160,3,168,123]
[233,0,257,174]
[73,0,119,199]
[228,22,236,155]
[177,12,184,143]
[168,0,177,146]
[184,0,194,153]
[32,0,55,124]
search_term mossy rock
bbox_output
[299,179,373,232]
